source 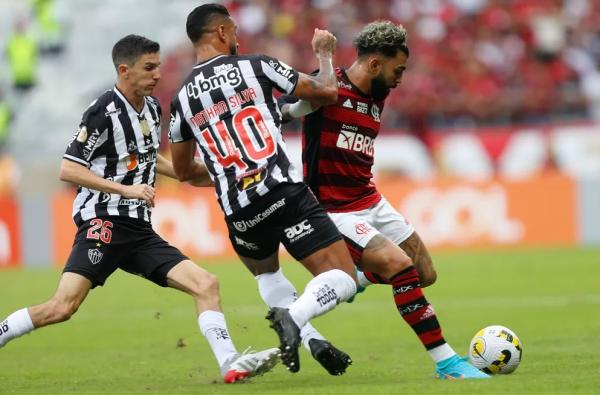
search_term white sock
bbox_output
[428,343,457,363]
[356,270,373,288]
[0,308,35,348]
[256,269,325,350]
[197,310,238,370]
[288,269,356,329]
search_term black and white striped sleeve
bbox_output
[259,55,299,94]
[64,100,110,166]
[168,94,194,143]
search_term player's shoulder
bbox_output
[250,53,273,62]
[87,89,116,111]
[220,53,277,69]
[80,89,117,124]
[245,53,291,69]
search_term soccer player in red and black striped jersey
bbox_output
[280,21,489,379]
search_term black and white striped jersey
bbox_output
[169,54,301,216]
[63,87,161,226]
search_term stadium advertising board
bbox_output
[0,198,21,267]
[382,172,577,248]
[49,173,577,264]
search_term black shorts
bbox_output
[226,182,343,260]
[64,216,188,288]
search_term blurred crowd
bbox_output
[153,0,600,136]
[0,0,64,195]
[3,0,600,194]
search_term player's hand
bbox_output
[121,184,155,207]
[311,28,336,58]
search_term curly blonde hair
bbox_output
[353,21,409,58]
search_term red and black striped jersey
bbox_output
[303,68,383,212]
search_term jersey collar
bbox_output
[339,68,372,99]
[193,54,226,69]
[113,86,148,116]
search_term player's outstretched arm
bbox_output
[291,28,338,106]
[156,153,213,187]
[156,153,178,179]
[279,98,318,122]
[59,159,155,207]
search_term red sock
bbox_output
[363,271,390,285]
[391,266,446,350]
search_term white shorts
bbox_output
[328,197,414,262]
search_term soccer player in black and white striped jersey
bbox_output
[0,34,281,383]
[169,4,358,374]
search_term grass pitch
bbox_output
[1,247,599,395]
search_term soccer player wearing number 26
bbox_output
[169,4,358,373]
[280,21,490,379]
[0,34,280,384]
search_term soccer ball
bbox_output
[469,325,522,374]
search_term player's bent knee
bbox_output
[420,268,437,287]
[387,250,413,274]
[189,270,220,300]
[413,255,437,287]
[202,272,219,295]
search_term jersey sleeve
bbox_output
[258,55,299,95]
[63,99,110,166]
[168,94,194,143]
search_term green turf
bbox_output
[1,247,599,394]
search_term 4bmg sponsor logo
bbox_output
[187,66,242,98]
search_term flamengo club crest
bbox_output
[371,104,380,122]
[88,249,103,265]
[355,222,372,235]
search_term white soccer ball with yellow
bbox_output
[469,325,522,374]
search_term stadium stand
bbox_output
[1,0,600,189]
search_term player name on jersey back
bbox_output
[169,54,302,216]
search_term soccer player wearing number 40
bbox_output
[169,4,358,374]
[0,34,280,384]
[279,21,489,380]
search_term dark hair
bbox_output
[354,21,409,58]
[186,3,230,43]
[112,34,159,69]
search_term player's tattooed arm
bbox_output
[59,159,155,207]
[398,232,437,287]
[291,29,338,106]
